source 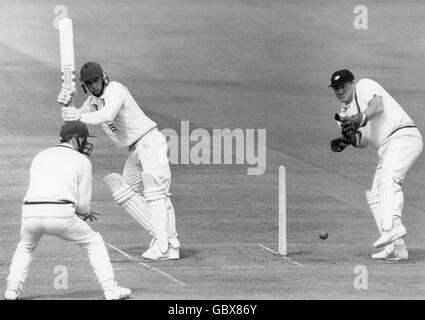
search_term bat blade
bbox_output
[59,18,75,91]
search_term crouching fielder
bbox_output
[59,62,180,260]
[4,121,131,300]
[329,69,423,260]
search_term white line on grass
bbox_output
[105,242,186,286]
[160,265,301,270]
[257,244,306,267]
[117,242,292,248]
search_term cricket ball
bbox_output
[319,231,328,240]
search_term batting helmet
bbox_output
[79,62,109,95]
[80,62,104,82]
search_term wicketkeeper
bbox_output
[58,62,180,260]
[329,69,423,260]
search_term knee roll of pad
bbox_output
[366,190,380,205]
[125,175,143,192]
[141,172,168,202]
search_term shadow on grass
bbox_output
[19,289,102,300]
[121,246,200,260]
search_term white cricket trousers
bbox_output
[372,127,423,189]
[370,127,423,224]
[7,204,115,285]
[122,127,179,245]
[123,128,171,193]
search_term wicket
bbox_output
[279,165,287,255]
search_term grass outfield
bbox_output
[1,0,425,299]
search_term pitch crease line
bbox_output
[257,244,306,267]
[105,242,186,286]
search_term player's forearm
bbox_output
[76,203,90,215]
[76,193,91,214]
[80,108,116,124]
[76,163,92,214]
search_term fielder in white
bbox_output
[4,121,131,300]
[58,62,180,260]
[329,69,423,260]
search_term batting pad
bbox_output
[166,198,180,249]
[141,172,170,253]
[125,174,143,192]
[147,199,169,253]
[366,191,382,234]
[140,172,167,201]
[104,173,155,237]
[377,170,402,231]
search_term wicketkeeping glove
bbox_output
[61,106,81,122]
[340,113,367,136]
[344,130,362,148]
[330,136,351,152]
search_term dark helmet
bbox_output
[80,62,104,82]
[60,121,94,155]
[79,61,109,96]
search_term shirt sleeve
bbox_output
[80,82,125,124]
[356,79,383,110]
[76,157,92,214]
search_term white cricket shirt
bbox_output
[339,78,415,150]
[23,143,92,216]
[80,81,157,148]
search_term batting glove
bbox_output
[57,87,76,106]
[61,106,81,121]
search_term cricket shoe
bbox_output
[142,238,157,256]
[142,240,179,260]
[104,282,132,300]
[373,220,407,248]
[4,279,23,300]
[372,243,408,261]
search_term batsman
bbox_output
[329,69,423,260]
[58,62,180,260]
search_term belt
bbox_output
[23,200,74,206]
[388,125,417,138]
[128,127,157,151]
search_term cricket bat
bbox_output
[59,18,76,105]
